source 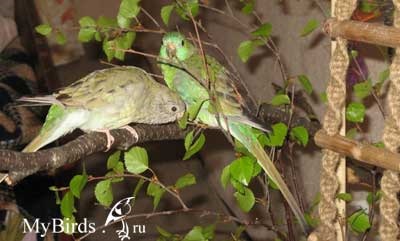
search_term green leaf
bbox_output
[268,122,288,147]
[375,68,390,93]
[79,16,96,27]
[367,190,382,205]
[337,192,353,202]
[230,179,245,193]
[270,94,290,106]
[251,23,272,38]
[107,151,121,170]
[69,174,88,199]
[95,179,113,207]
[97,16,118,28]
[175,0,199,20]
[115,31,136,60]
[304,212,319,227]
[103,39,115,61]
[183,226,205,241]
[378,68,390,83]
[346,102,366,123]
[237,40,255,63]
[268,176,279,190]
[117,15,132,29]
[346,128,358,139]
[290,126,309,146]
[220,165,231,189]
[252,162,262,177]
[188,100,205,121]
[234,186,255,212]
[373,142,385,148]
[202,224,215,240]
[35,24,52,36]
[105,170,124,183]
[234,226,246,239]
[157,226,172,237]
[229,156,254,186]
[174,173,196,189]
[301,19,319,37]
[184,130,194,151]
[133,179,145,197]
[78,16,97,42]
[55,31,67,45]
[183,132,206,160]
[78,28,96,42]
[125,146,149,174]
[298,75,313,95]
[351,50,358,58]
[147,182,165,210]
[319,92,328,103]
[241,1,254,14]
[348,209,371,234]
[161,5,174,26]
[178,111,189,129]
[118,0,141,27]
[353,80,372,100]
[60,191,75,218]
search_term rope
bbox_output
[379,1,400,238]
[308,0,356,240]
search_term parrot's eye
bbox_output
[181,40,185,46]
[171,106,178,112]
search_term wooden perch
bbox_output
[0,123,187,184]
[315,130,400,172]
[323,18,400,48]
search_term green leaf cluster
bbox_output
[160,0,199,26]
[183,130,206,160]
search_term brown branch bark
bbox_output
[323,18,400,48]
[0,123,187,184]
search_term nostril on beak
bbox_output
[167,44,176,58]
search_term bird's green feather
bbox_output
[159,32,309,233]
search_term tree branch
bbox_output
[324,18,400,48]
[0,123,188,184]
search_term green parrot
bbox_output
[20,66,185,152]
[159,32,308,233]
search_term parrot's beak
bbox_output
[167,43,176,58]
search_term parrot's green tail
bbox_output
[229,122,309,234]
[23,108,88,152]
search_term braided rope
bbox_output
[379,1,400,238]
[308,0,356,240]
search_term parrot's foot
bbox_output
[120,125,139,142]
[97,129,115,151]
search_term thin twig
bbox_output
[77,208,288,241]
[140,7,162,29]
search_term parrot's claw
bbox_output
[120,125,139,142]
[97,129,115,152]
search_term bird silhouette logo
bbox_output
[105,197,135,240]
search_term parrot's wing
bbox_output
[55,67,147,110]
[184,55,270,132]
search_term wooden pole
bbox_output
[314,130,400,172]
[324,18,400,48]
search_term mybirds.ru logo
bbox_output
[23,197,146,240]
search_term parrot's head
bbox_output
[154,87,186,122]
[160,32,194,62]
